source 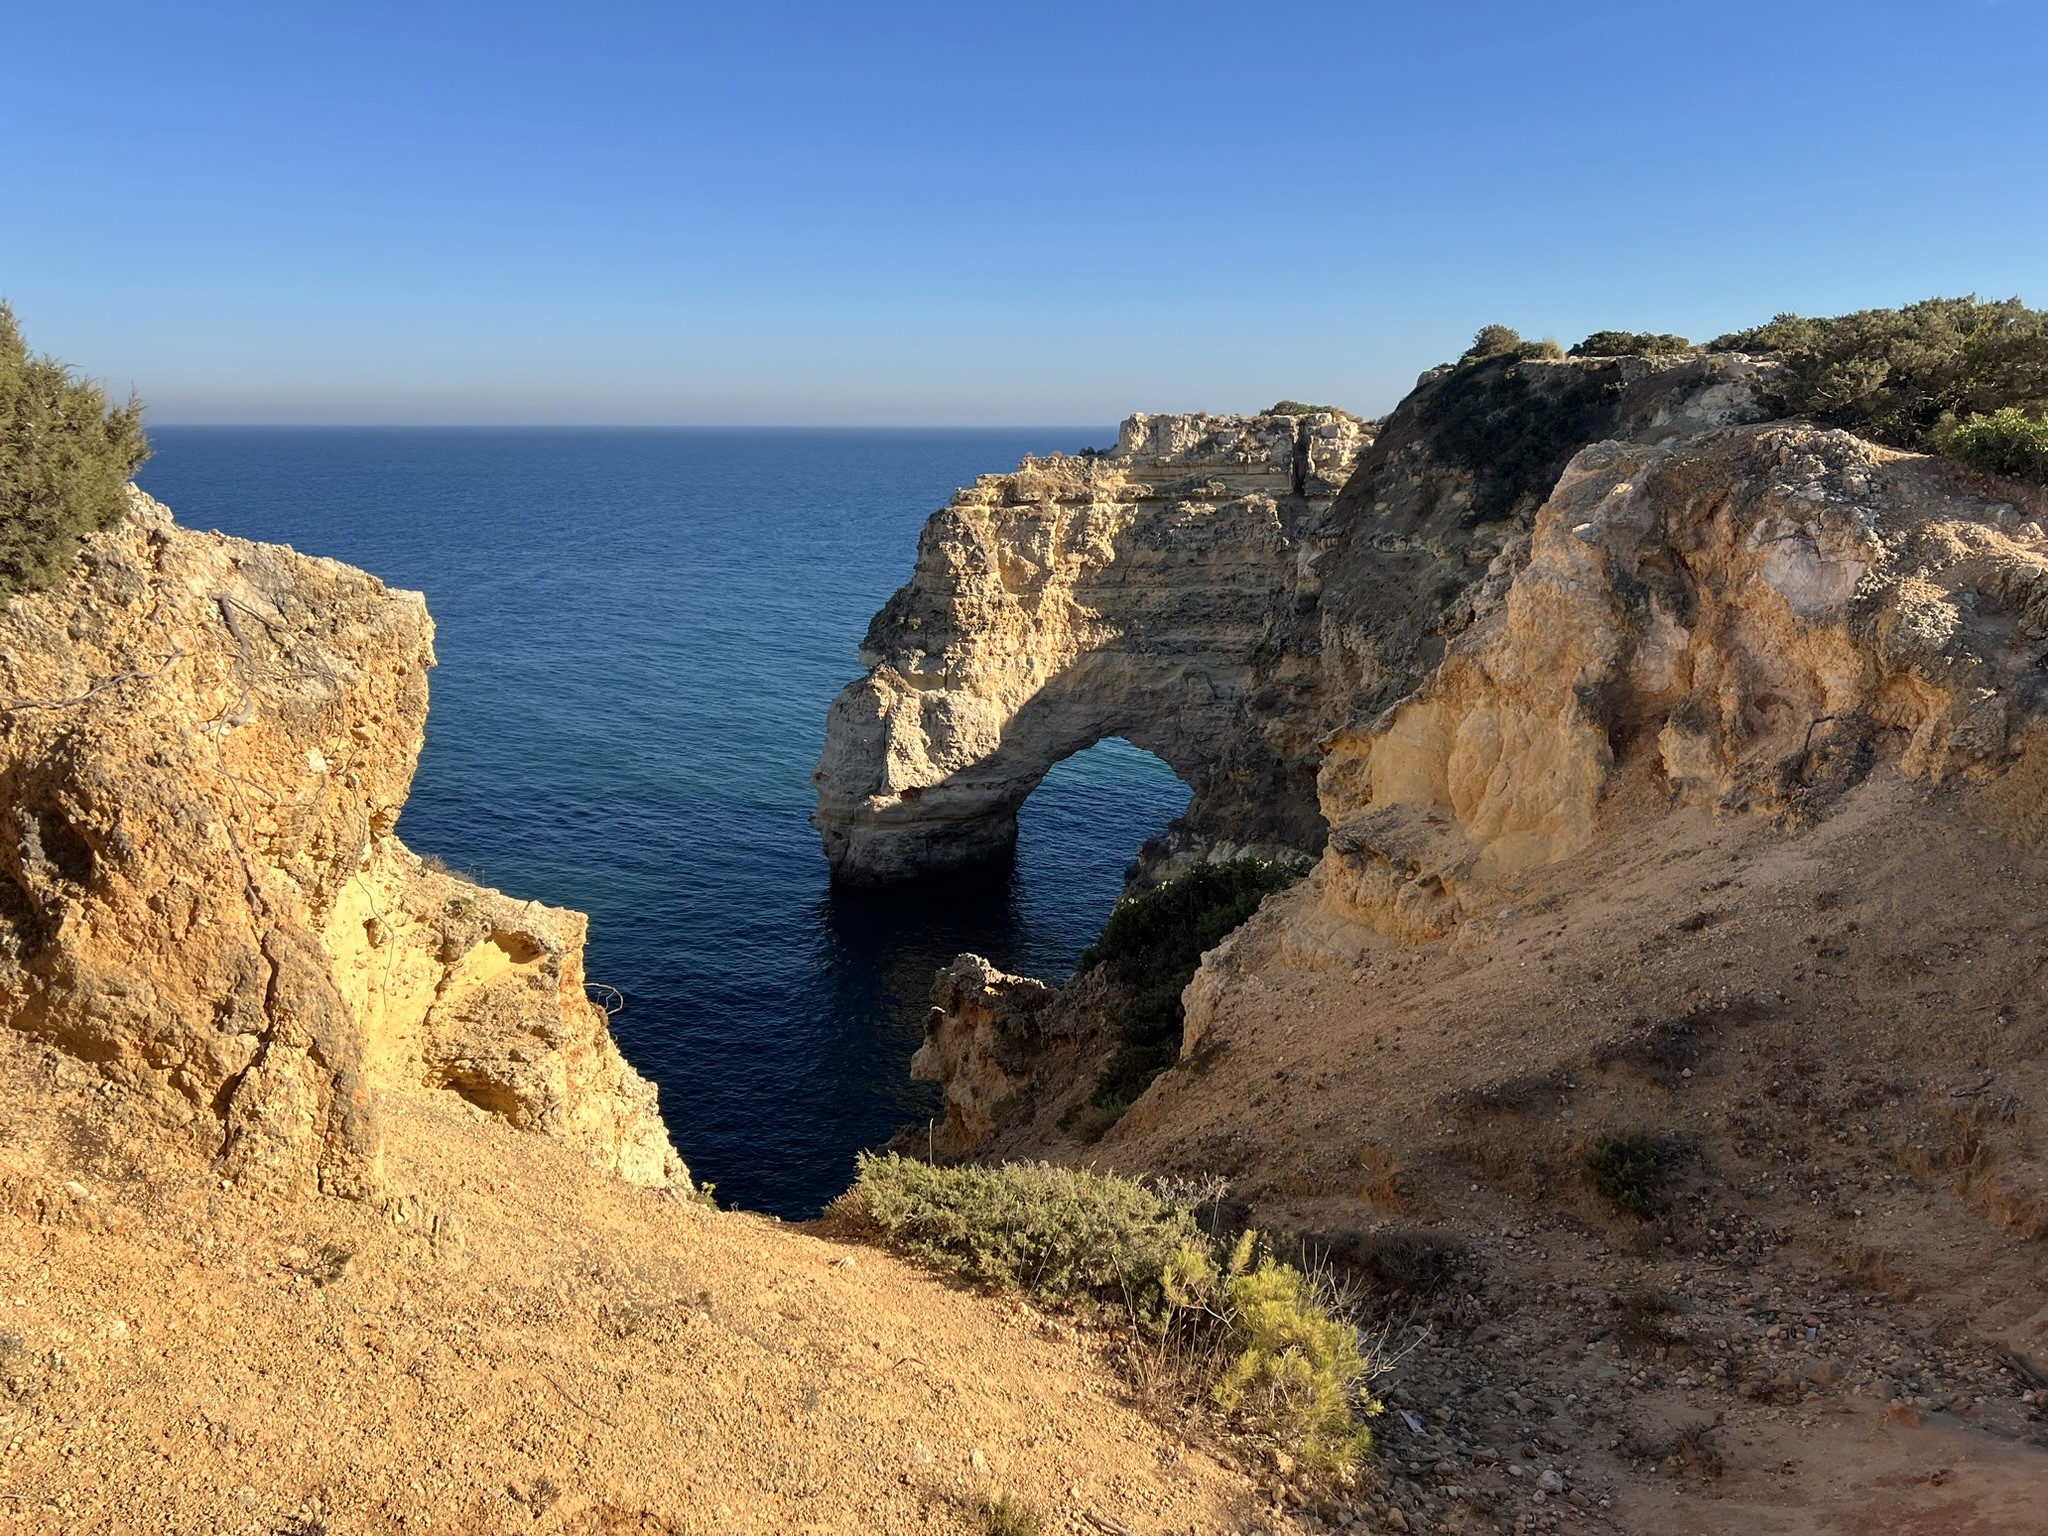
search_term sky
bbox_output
[4,1,2045,425]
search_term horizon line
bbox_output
[142,420,1126,431]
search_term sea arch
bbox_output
[811,409,1374,886]
[814,648,1236,885]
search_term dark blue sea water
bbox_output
[137,429,1190,1216]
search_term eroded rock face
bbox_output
[1317,426,2048,937]
[812,409,1373,884]
[865,351,2048,1152]
[910,954,1064,1157]
[0,491,685,1195]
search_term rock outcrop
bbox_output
[0,490,684,1195]
[909,954,1064,1157]
[1318,424,2048,939]
[813,408,1373,884]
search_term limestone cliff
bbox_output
[1318,422,2048,940]
[872,349,2048,1163]
[0,489,684,1194]
[857,351,2048,1531]
[812,407,1373,884]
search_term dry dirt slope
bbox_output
[1010,767,2048,1535]
[0,1022,1270,1536]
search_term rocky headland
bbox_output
[830,336,2048,1532]
[0,489,683,1196]
[812,407,1373,886]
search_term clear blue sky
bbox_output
[4,1,2044,425]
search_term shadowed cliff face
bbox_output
[0,490,685,1195]
[811,410,1372,885]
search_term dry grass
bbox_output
[1621,1419,1724,1480]
[1323,1227,1467,1298]
[1884,1098,2048,1239]
[1354,1142,1416,1213]
[976,1491,1045,1536]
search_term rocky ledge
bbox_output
[0,490,685,1196]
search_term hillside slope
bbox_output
[0,1021,1260,1534]
[878,354,2048,1532]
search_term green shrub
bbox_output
[1584,1132,1682,1217]
[1569,330,1692,358]
[841,1154,1200,1317]
[1181,1232,1380,1471]
[976,1492,1044,1536]
[1463,324,1525,362]
[1080,860,1302,1118]
[844,1158,1381,1475]
[1936,406,2048,484]
[0,303,149,598]
[1709,295,2048,453]
[1461,325,1563,364]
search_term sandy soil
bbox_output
[0,1029,1271,1536]
[1004,766,2048,1534]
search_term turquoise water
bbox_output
[137,429,1191,1215]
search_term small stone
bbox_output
[1537,1469,1564,1494]
[969,1447,988,1475]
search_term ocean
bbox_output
[137,428,1190,1216]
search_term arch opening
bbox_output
[1011,737,1192,971]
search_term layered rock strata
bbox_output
[0,490,684,1195]
[812,408,1373,885]
[909,954,1064,1157]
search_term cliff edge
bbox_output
[0,492,1275,1534]
[0,489,684,1194]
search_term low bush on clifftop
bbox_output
[1079,859,1302,1124]
[840,1155,1382,1474]
[837,1154,1200,1316]
[1937,406,2048,485]
[1569,330,1692,358]
[1710,295,2048,467]
[1460,324,1564,364]
[0,304,150,598]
